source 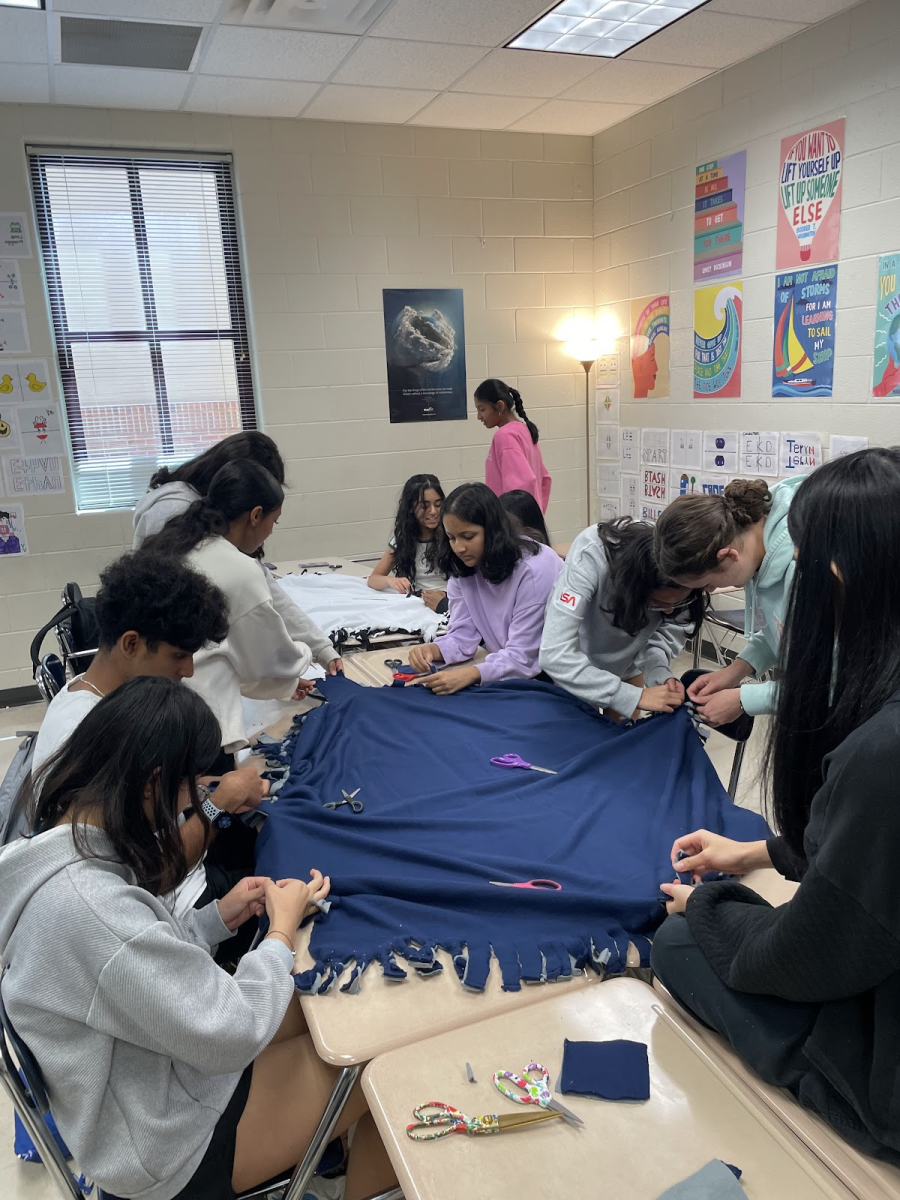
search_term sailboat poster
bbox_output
[693,283,742,399]
[772,265,837,398]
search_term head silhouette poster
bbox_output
[383,288,466,423]
[772,265,837,398]
[630,295,669,400]
[693,283,742,399]
[776,119,844,271]
[874,254,900,398]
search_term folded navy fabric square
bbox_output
[559,1037,650,1102]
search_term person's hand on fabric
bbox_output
[659,882,694,915]
[421,589,447,612]
[387,577,412,595]
[687,659,752,702]
[293,678,317,700]
[408,664,481,694]
[408,643,443,673]
[217,876,269,930]
[325,658,343,676]
[205,766,269,814]
[265,871,331,933]
[694,687,743,727]
[670,830,771,881]
[637,682,684,714]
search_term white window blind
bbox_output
[28,149,258,512]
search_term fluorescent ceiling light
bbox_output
[507,0,710,58]
[0,0,44,7]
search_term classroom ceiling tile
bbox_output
[200,25,357,82]
[450,47,603,99]
[53,0,222,19]
[409,91,544,129]
[561,58,712,103]
[0,7,48,63]
[707,0,859,17]
[370,0,552,47]
[0,63,49,104]
[303,84,436,123]
[509,98,641,135]
[626,11,807,68]
[185,75,320,117]
[333,38,486,90]
[54,63,191,108]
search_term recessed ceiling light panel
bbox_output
[507,0,711,58]
[1,0,44,8]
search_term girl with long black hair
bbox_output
[407,482,563,694]
[475,378,552,513]
[654,448,900,1163]
[367,473,448,612]
[143,461,314,760]
[540,518,705,721]
[0,677,395,1200]
[500,488,551,546]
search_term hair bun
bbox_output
[723,478,771,525]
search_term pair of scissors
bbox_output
[488,878,562,891]
[406,1101,561,1141]
[493,1063,584,1127]
[323,788,363,813]
[491,753,557,775]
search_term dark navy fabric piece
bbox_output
[255,674,770,994]
[559,1038,650,1101]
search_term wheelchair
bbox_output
[30,583,98,704]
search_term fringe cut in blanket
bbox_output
[255,675,770,995]
[277,572,448,648]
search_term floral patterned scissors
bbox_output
[493,1063,583,1127]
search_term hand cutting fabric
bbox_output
[407,663,481,694]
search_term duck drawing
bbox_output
[25,372,46,392]
[0,374,13,394]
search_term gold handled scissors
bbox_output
[406,1101,562,1141]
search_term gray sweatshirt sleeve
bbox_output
[539,548,643,717]
[132,493,193,549]
[633,619,687,686]
[87,929,295,1075]
[262,564,335,668]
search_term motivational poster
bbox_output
[693,283,742,399]
[772,265,837,398]
[694,151,746,284]
[776,119,844,270]
[873,253,900,398]
[630,294,669,399]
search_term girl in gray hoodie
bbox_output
[0,677,394,1200]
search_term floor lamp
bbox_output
[566,339,599,528]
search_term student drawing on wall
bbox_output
[874,313,900,398]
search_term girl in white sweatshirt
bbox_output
[143,461,313,761]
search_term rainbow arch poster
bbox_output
[772,265,837,398]
[694,151,745,284]
[693,283,742,399]
[630,294,669,399]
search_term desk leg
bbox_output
[282,1064,362,1200]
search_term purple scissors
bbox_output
[491,752,557,775]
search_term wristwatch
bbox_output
[197,783,231,829]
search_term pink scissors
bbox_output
[491,752,557,775]
[488,878,562,891]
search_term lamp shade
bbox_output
[565,338,600,364]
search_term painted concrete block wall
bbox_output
[593,0,900,476]
[0,103,592,687]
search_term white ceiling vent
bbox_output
[224,0,394,36]
[59,17,203,72]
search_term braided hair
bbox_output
[474,379,540,444]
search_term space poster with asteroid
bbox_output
[383,288,467,423]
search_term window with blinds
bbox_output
[28,150,258,512]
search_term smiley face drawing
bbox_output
[0,416,11,440]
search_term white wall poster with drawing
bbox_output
[620,427,639,467]
[0,214,32,259]
[0,260,23,306]
[702,430,737,473]
[670,429,701,470]
[780,432,822,475]
[642,466,668,503]
[740,431,779,476]
[641,427,669,466]
[0,310,30,354]
[0,504,28,555]
[15,402,66,455]
[597,424,618,461]
[596,387,619,424]
[0,360,55,404]
[3,455,65,496]
[620,472,639,519]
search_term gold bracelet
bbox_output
[265,929,295,949]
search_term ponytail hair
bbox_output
[149,431,285,493]
[474,378,540,444]
[654,478,771,580]
[143,461,283,558]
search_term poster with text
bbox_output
[873,253,900,398]
[694,151,746,284]
[0,504,28,555]
[3,454,65,496]
[693,283,742,399]
[772,265,837,398]
[776,119,844,271]
[630,294,669,400]
[383,288,466,423]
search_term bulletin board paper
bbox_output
[0,504,29,555]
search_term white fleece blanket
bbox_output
[277,571,447,645]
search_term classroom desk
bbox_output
[270,556,374,580]
[362,976,853,1200]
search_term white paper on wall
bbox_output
[620,426,640,467]
[739,431,779,476]
[597,463,621,494]
[0,310,30,354]
[0,260,23,306]
[0,214,32,259]
[670,468,702,497]
[0,504,29,555]
[3,454,66,496]
[15,402,66,455]
[598,496,620,521]
[641,502,666,524]
[642,466,668,503]
[597,424,618,461]
[12,360,55,400]
[596,353,620,387]
[670,429,701,470]
[595,387,619,424]
[0,402,20,453]
[700,474,728,495]
[620,472,639,519]
[780,432,822,475]
[641,426,669,466]
[829,434,868,459]
[702,430,737,473]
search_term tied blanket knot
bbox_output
[255,675,769,995]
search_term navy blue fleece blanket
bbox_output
[255,674,769,994]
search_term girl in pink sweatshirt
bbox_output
[475,379,552,513]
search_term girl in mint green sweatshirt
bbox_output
[654,476,804,727]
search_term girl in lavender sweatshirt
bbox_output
[407,483,563,695]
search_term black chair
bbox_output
[30,583,99,702]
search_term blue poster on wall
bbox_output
[772,265,837,398]
[383,288,467,423]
